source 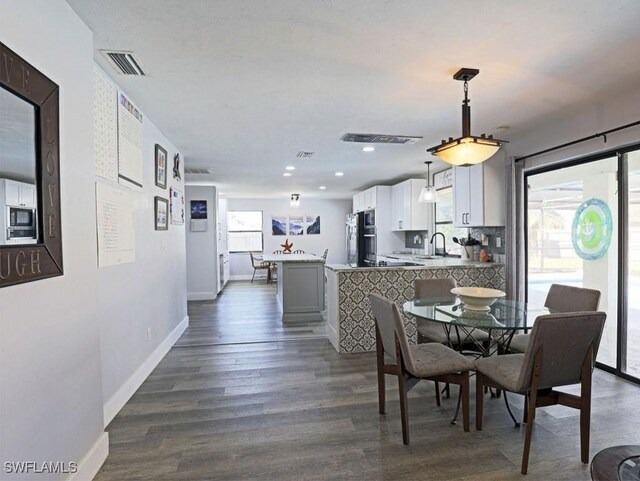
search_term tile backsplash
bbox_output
[403,227,505,258]
[404,231,430,250]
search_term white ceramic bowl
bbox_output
[450,287,506,311]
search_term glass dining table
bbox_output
[403,295,549,357]
[403,295,549,426]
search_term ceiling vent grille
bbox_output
[185,167,213,175]
[100,50,146,76]
[296,151,314,158]
[341,133,422,145]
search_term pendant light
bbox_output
[427,68,508,166]
[418,161,437,203]
[290,193,300,208]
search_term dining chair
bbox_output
[414,278,490,347]
[369,293,474,445]
[508,284,601,353]
[475,311,607,474]
[249,252,271,283]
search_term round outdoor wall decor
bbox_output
[572,198,613,260]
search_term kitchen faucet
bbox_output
[430,232,447,257]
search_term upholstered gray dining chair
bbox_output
[414,278,490,347]
[369,293,474,445]
[508,284,601,353]
[475,311,607,474]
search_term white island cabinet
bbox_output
[262,254,325,322]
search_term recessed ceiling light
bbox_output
[319,186,326,190]
[362,146,375,152]
[283,172,292,177]
[335,172,344,176]
[285,166,295,170]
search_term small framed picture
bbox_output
[154,196,169,230]
[190,200,207,219]
[155,144,167,189]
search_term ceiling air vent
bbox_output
[341,133,422,145]
[185,167,213,175]
[296,151,314,158]
[100,50,146,76]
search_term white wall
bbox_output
[185,186,218,300]
[95,67,188,425]
[0,1,106,479]
[0,1,188,479]
[226,198,352,278]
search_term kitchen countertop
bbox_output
[262,254,324,263]
[325,254,503,272]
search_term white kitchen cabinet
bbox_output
[391,179,432,231]
[352,192,365,213]
[453,156,505,227]
[353,186,379,212]
[1,179,36,208]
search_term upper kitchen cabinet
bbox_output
[453,157,505,227]
[0,179,37,208]
[391,179,432,231]
[352,186,379,213]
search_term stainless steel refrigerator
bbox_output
[346,212,364,267]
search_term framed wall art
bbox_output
[155,144,167,189]
[169,187,185,225]
[154,196,168,230]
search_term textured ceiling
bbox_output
[66,0,640,198]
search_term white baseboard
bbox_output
[187,291,217,301]
[69,432,109,481]
[102,315,189,426]
[229,274,255,281]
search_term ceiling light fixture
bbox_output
[285,166,296,170]
[319,186,326,190]
[362,146,375,152]
[427,68,508,166]
[283,172,292,177]
[418,161,438,203]
[335,172,344,177]
[290,193,300,208]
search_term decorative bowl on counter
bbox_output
[450,287,506,311]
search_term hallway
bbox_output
[94,285,640,480]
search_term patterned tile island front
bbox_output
[324,263,506,353]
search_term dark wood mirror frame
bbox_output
[0,41,63,288]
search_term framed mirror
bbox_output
[0,41,62,287]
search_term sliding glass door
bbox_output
[626,149,640,378]
[527,156,619,367]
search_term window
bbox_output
[228,211,263,252]
[434,186,467,256]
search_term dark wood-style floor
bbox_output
[95,282,640,480]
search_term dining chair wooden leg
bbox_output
[398,374,410,445]
[461,372,470,432]
[521,349,543,475]
[375,326,386,414]
[475,372,484,431]
[580,345,594,464]
[434,381,441,407]
[445,383,451,398]
[251,269,256,283]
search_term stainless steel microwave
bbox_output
[6,206,37,242]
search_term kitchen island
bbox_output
[325,258,505,353]
[262,253,325,323]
